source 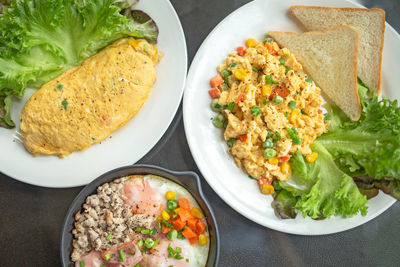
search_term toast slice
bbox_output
[268,26,361,121]
[289,6,385,93]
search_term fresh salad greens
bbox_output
[272,82,400,219]
[0,0,158,128]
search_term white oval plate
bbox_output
[183,0,399,235]
[0,0,187,188]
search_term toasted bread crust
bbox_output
[268,26,361,120]
[289,6,385,93]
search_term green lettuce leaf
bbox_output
[318,83,400,179]
[0,0,158,127]
[274,142,367,219]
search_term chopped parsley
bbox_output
[289,101,297,109]
[252,66,259,72]
[305,77,313,83]
[56,83,64,90]
[230,63,237,68]
[226,101,235,111]
[279,58,285,65]
[285,66,290,74]
[61,99,68,110]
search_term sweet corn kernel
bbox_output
[199,234,208,246]
[165,191,175,200]
[268,157,279,165]
[262,85,272,96]
[289,109,300,124]
[246,38,258,48]
[161,210,170,221]
[306,152,318,163]
[191,207,204,219]
[233,69,248,81]
[156,215,163,222]
[173,208,181,214]
[128,39,141,48]
[280,161,291,174]
[261,184,275,194]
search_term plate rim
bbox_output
[183,0,398,235]
[0,0,188,188]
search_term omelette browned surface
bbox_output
[20,38,160,157]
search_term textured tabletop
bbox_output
[1,0,399,266]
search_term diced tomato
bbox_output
[196,221,206,234]
[187,218,198,230]
[280,154,291,162]
[276,86,290,98]
[269,91,276,101]
[189,236,199,245]
[239,134,247,142]
[162,225,171,234]
[237,46,246,56]
[235,93,245,104]
[182,227,197,239]
[208,88,221,99]
[172,217,186,230]
[210,75,224,88]
[318,109,323,114]
[178,197,191,210]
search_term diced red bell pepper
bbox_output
[280,154,291,162]
[239,134,247,142]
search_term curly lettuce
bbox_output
[272,82,400,219]
[0,0,158,128]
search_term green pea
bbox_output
[273,95,283,104]
[264,148,277,159]
[167,229,178,241]
[211,99,221,111]
[213,114,225,128]
[263,139,274,149]
[144,238,154,249]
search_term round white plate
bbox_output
[183,0,399,235]
[0,0,187,188]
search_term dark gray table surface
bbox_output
[1,0,399,266]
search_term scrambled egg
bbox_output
[20,38,161,157]
[212,38,329,181]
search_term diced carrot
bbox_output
[172,217,186,230]
[208,88,221,99]
[269,91,276,101]
[318,109,323,114]
[210,75,224,88]
[178,209,194,223]
[237,46,246,56]
[178,197,191,210]
[189,236,199,245]
[280,154,291,162]
[187,218,198,230]
[162,225,171,234]
[196,220,206,234]
[182,227,197,239]
[265,43,274,53]
[235,93,244,103]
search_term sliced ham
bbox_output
[103,241,142,267]
[75,251,104,267]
